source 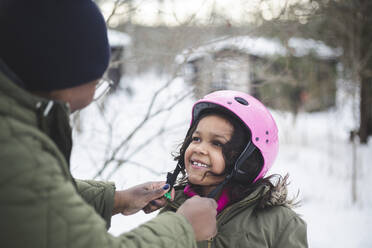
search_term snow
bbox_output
[176,36,340,64]
[70,72,372,247]
[176,36,287,63]
[107,29,131,47]
[288,37,342,59]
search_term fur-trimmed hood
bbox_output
[245,174,298,209]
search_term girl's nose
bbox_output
[194,142,208,155]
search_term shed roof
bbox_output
[176,36,341,63]
[288,37,341,59]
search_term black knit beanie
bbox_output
[0,0,110,91]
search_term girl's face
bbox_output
[184,114,233,195]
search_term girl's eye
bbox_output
[212,140,223,147]
[192,136,200,142]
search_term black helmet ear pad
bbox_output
[231,142,264,184]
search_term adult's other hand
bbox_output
[176,196,218,241]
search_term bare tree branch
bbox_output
[105,121,186,179]
[93,62,191,178]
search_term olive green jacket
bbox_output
[0,62,196,248]
[160,185,308,248]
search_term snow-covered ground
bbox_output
[71,73,372,248]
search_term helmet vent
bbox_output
[255,137,259,141]
[234,97,249,106]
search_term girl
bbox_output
[161,90,308,248]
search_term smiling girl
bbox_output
[160,90,308,248]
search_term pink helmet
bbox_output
[191,90,279,183]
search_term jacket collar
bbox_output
[0,61,73,164]
[172,184,268,210]
[184,184,231,213]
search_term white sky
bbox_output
[100,0,303,26]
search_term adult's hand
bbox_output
[176,196,218,241]
[112,181,173,216]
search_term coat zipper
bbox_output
[216,196,257,223]
[206,198,257,248]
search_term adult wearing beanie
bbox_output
[0,0,218,247]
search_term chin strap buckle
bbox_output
[164,163,182,200]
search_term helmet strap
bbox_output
[207,174,232,199]
[166,162,183,190]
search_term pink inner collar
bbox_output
[183,184,230,214]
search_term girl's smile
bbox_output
[184,114,233,195]
[190,159,210,169]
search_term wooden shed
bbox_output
[179,36,340,113]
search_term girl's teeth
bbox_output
[192,161,208,168]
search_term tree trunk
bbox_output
[359,74,372,144]
[351,136,358,203]
[358,0,372,144]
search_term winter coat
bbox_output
[0,61,196,248]
[160,184,308,248]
